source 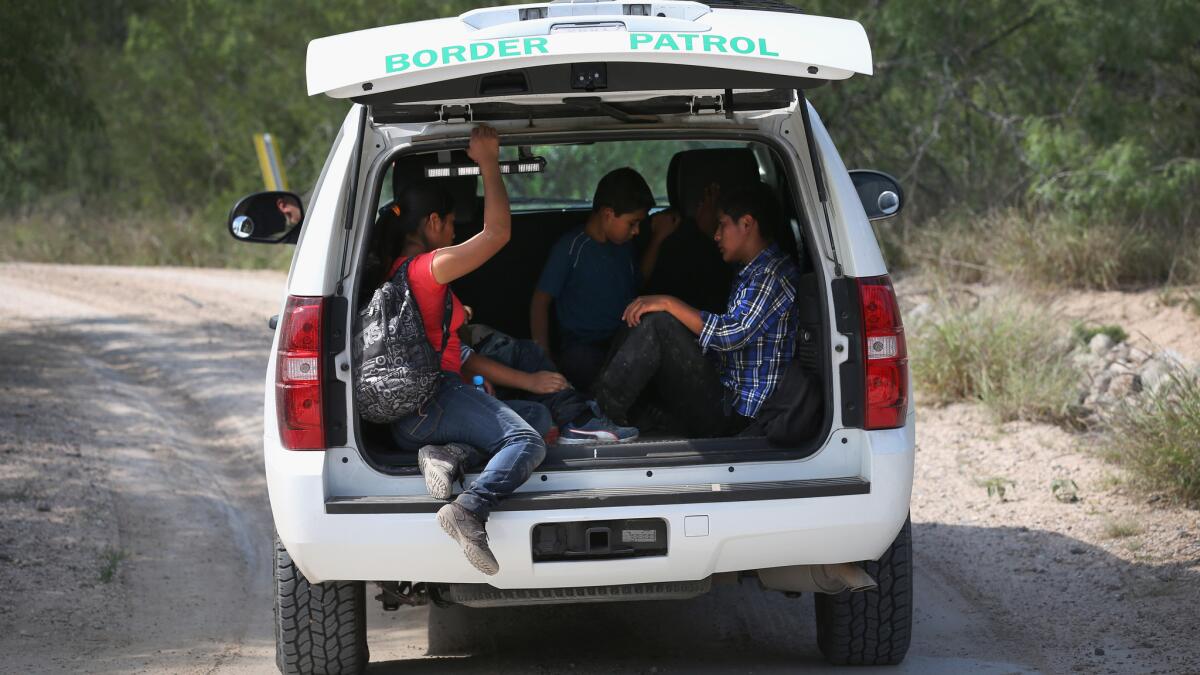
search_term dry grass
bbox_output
[879,209,1196,290]
[1101,518,1143,539]
[0,210,291,269]
[910,291,1082,425]
[1102,370,1200,504]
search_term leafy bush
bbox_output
[911,292,1081,424]
[1072,323,1128,346]
[1102,371,1200,504]
[1025,122,1200,229]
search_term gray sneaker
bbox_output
[436,502,499,575]
[417,443,472,500]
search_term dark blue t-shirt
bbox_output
[536,226,637,344]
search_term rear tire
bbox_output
[274,534,368,674]
[814,516,913,665]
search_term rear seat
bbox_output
[450,210,581,340]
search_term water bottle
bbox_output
[473,375,487,394]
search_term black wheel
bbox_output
[274,534,369,674]
[814,516,913,666]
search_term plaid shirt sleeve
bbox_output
[698,274,788,353]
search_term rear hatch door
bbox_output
[306,1,872,107]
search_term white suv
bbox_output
[229,2,914,672]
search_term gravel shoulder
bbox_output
[0,263,282,673]
[1,262,1197,674]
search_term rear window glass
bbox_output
[488,140,752,211]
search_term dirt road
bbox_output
[1,263,1195,674]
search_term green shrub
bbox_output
[911,293,1081,424]
[1102,371,1200,504]
[98,548,129,583]
[1072,323,1128,346]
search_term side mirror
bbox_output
[848,170,904,221]
[228,191,304,244]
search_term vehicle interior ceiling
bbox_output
[354,136,828,471]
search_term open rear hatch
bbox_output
[319,1,877,473]
[307,0,872,118]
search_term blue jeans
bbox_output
[390,374,547,520]
[473,329,591,426]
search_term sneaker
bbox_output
[436,502,499,575]
[558,402,639,445]
[417,443,472,500]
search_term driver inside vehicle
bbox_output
[276,194,302,226]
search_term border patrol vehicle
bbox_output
[229,2,913,671]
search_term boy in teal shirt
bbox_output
[529,167,656,391]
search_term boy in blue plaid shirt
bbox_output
[594,182,801,438]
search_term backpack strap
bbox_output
[391,255,416,284]
[438,286,453,356]
[394,255,455,357]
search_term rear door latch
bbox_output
[689,94,724,116]
[438,103,473,123]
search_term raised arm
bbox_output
[639,208,681,284]
[430,125,511,285]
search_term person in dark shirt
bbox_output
[640,181,734,314]
[529,167,657,391]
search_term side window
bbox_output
[378,164,395,207]
[765,147,807,267]
[752,145,778,190]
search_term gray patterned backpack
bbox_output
[352,257,452,424]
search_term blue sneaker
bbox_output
[558,402,639,445]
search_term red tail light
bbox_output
[857,276,908,429]
[276,295,325,449]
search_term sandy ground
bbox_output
[0,262,1197,674]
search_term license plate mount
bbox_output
[532,518,668,562]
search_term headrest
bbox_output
[667,148,761,220]
[391,151,480,225]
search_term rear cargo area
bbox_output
[350,135,833,474]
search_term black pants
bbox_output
[594,313,747,438]
[556,337,610,394]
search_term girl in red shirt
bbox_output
[387,126,542,576]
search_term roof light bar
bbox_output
[424,157,547,179]
[460,1,711,30]
[550,22,626,33]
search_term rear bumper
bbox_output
[266,419,914,588]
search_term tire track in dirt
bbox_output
[0,264,279,673]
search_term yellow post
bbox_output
[254,133,289,191]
